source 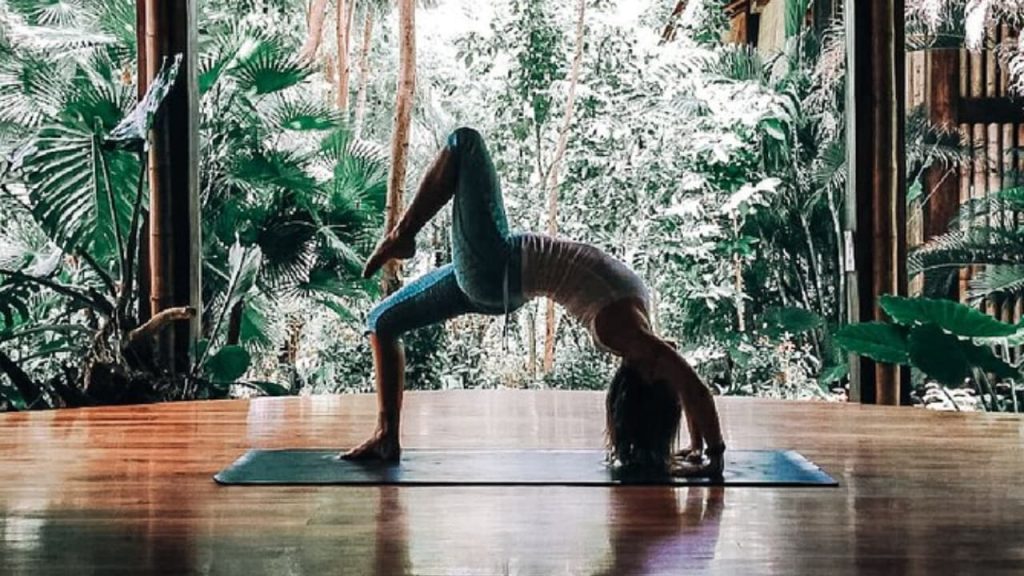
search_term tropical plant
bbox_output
[835,294,1023,412]
[0,0,389,408]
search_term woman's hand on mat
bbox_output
[675,446,705,465]
[670,453,724,478]
[341,431,402,462]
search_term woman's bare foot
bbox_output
[362,233,417,278]
[340,431,402,461]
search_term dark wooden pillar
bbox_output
[922,48,961,299]
[846,0,909,405]
[139,0,202,373]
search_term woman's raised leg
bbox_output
[362,127,512,285]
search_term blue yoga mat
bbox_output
[214,449,837,487]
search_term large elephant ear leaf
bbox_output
[908,324,970,386]
[880,294,1018,337]
[107,54,183,149]
[204,344,251,382]
[833,322,909,365]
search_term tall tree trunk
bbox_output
[541,0,586,374]
[141,0,202,374]
[382,0,416,296]
[353,7,375,139]
[660,0,690,44]
[298,0,330,64]
[335,0,355,113]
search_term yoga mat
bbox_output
[214,449,837,487]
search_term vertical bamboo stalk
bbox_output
[986,26,1000,318]
[958,47,972,300]
[849,0,906,405]
[923,48,960,300]
[142,0,202,373]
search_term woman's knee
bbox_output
[365,304,403,341]
[447,126,484,152]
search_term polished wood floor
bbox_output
[1,391,1022,575]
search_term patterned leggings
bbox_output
[365,128,525,339]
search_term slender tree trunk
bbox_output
[541,0,586,374]
[660,0,691,44]
[336,0,355,113]
[298,0,330,64]
[382,0,416,296]
[353,7,375,139]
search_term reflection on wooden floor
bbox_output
[1,391,1023,575]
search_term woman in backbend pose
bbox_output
[347,127,725,477]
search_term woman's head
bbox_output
[605,361,682,470]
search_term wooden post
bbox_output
[922,48,960,300]
[140,0,202,373]
[847,0,908,405]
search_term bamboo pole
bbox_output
[141,0,202,373]
[848,0,907,405]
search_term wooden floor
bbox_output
[1,392,1023,575]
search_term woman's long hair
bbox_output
[605,361,682,471]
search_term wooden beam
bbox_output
[922,48,961,300]
[847,0,908,405]
[958,97,1024,124]
[140,0,202,373]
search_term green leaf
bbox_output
[818,363,849,386]
[833,322,909,365]
[230,40,311,95]
[315,297,357,323]
[758,306,823,339]
[107,54,182,149]
[785,0,809,37]
[961,342,1020,380]
[239,303,273,350]
[204,345,251,382]
[760,117,786,142]
[907,179,923,203]
[225,242,262,316]
[908,324,970,386]
[879,295,1018,337]
[0,383,28,410]
[265,95,340,132]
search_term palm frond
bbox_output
[229,38,312,96]
[0,52,68,129]
[967,264,1024,301]
[703,44,771,85]
[262,93,340,133]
